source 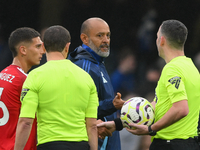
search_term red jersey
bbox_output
[0,65,37,150]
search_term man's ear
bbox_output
[19,46,27,56]
[65,42,71,53]
[80,33,89,45]
[63,42,71,58]
[160,36,165,46]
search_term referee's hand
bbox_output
[126,123,149,135]
[97,120,114,139]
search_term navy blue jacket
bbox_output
[68,44,121,150]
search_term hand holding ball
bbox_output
[120,97,155,129]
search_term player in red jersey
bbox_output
[0,27,45,150]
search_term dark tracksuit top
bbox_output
[68,44,121,150]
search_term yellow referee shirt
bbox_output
[153,56,200,140]
[20,59,99,145]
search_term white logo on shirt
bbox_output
[101,72,107,83]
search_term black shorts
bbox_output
[37,141,90,150]
[150,138,200,150]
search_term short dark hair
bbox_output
[8,27,40,57]
[43,25,71,52]
[160,20,188,49]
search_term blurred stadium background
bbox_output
[1,0,200,74]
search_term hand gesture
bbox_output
[113,92,125,110]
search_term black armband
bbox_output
[114,118,123,131]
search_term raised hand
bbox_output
[113,92,125,110]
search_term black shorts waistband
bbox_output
[153,137,197,143]
[38,141,88,147]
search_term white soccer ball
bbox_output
[120,97,154,129]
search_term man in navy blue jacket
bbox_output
[68,17,124,150]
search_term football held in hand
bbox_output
[121,97,155,129]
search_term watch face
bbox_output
[149,131,156,136]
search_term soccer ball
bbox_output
[120,97,154,129]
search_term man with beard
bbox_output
[97,20,200,150]
[68,17,124,150]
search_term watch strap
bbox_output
[148,125,157,136]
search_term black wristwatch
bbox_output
[148,125,157,136]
